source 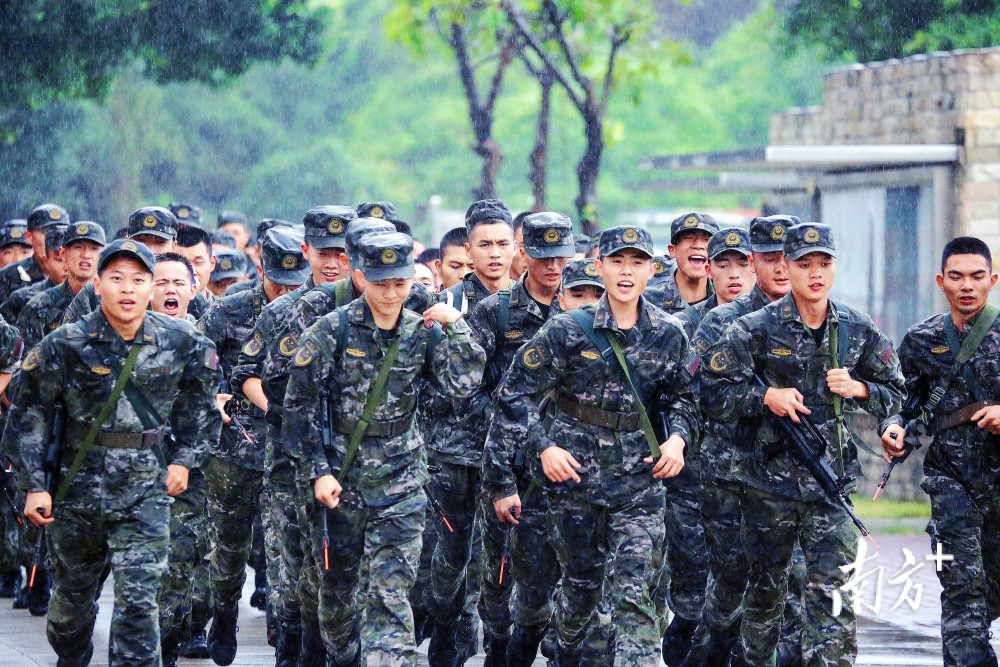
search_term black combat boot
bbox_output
[275,624,301,667]
[207,600,239,666]
[506,624,547,667]
[681,625,735,667]
[26,565,50,617]
[12,580,28,609]
[299,618,327,667]
[250,567,267,611]
[482,633,508,667]
[554,643,582,667]
[0,569,18,597]
[428,621,462,667]
[56,642,93,667]
[182,628,211,659]
[661,615,698,667]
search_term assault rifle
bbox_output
[31,401,65,588]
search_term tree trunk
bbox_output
[528,73,553,211]
[574,102,603,236]
[473,133,503,201]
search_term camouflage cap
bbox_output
[44,224,68,252]
[168,202,203,228]
[465,199,512,229]
[522,212,575,259]
[358,231,414,281]
[98,238,156,274]
[670,212,719,244]
[210,248,248,281]
[63,221,107,249]
[649,254,674,286]
[128,206,178,240]
[303,205,356,249]
[600,225,654,258]
[254,218,296,246]
[345,217,395,268]
[708,228,752,260]
[561,258,604,290]
[749,214,800,253]
[574,233,592,255]
[217,210,248,227]
[784,222,836,260]
[356,201,397,220]
[27,204,70,231]
[261,227,309,286]
[210,229,237,249]
[0,220,30,248]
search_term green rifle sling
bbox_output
[605,335,662,460]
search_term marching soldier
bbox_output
[0,204,69,307]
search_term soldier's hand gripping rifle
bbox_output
[220,378,255,447]
[498,508,517,585]
[873,386,928,500]
[754,377,879,549]
[31,401,65,588]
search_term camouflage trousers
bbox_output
[204,455,263,606]
[264,459,307,637]
[548,490,665,667]
[507,484,559,631]
[427,459,483,639]
[699,476,747,634]
[159,467,211,651]
[739,485,857,667]
[0,484,19,574]
[307,487,426,667]
[923,474,1000,667]
[48,477,169,666]
[661,484,708,622]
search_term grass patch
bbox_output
[853,498,931,520]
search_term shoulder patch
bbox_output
[345,348,366,358]
[204,348,218,370]
[242,331,264,357]
[278,333,298,357]
[685,354,701,377]
[708,348,731,373]
[930,346,949,354]
[21,346,42,371]
[876,340,894,364]
[581,350,600,361]
[521,345,549,369]
[294,339,319,367]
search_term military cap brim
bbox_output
[362,265,415,282]
[305,234,347,250]
[524,244,575,260]
[787,244,836,261]
[751,242,784,253]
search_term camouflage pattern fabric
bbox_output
[2,308,220,666]
[2,276,53,326]
[16,280,74,350]
[0,256,44,309]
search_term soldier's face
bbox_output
[0,244,33,268]
[262,274,298,301]
[597,250,654,305]
[414,263,437,290]
[510,226,528,280]
[304,244,344,285]
[130,234,174,255]
[45,249,68,284]
[95,257,153,327]
[151,260,195,318]
[363,277,413,320]
[668,231,711,281]
[936,253,998,316]
[525,255,569,292]
[788,252,836,305]
[176,241,214,294]
[64,240,102,283]
[752,250,790,301]
[208,277,240,297]
[708,251,755,305]
[220,222,250,251]
[558,285,604,311]
[466,223,515,282]
[438,246,473,289]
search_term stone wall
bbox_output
[770,48,1000,249]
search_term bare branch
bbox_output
[599,27,630,114]
[542,0,591,98]
[484,33,519,115]
[449,22,483,120]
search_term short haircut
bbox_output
[512,211,529,233]
[391,219,413,237]
[114,227,129,240]
[155,252,196,284]
[176,226,212,256]
[417,248,440,264]
[942,236,992,273]
[439,227,468,255]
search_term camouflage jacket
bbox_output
[282,297,486,506]
[62,282,211,325]
[881,309,1000,499]
[1,277,52,325]
[424,272,505,466]
[675,293,719,340]
[17,280,75,350]
[645,269,713,315]
[701,294,904,501]
[491,295,701,505]
[689,286,770,483]
[5,309,222,496]
[197,283,270,471]
[0,315,22,375]
[224,276,258,297]
[0,257,45,309]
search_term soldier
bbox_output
[0,204,69,307]
[356,201,397,221]
[437,227,474,290]
[198,227,307,666]
[151,253,198,320]
[0,314,23,601]
[17,222,106,351]
[677,215,794,666]
[510,212,529,281]
[4,238,221,666]
[675,227,756,338]
[426,199,516,667]
[170,202,203,231]
[471,212,575,667]
[701,223,904,666]
[557,258,605,310]
[218,210,252,252]
[283,231,486,667]
[0,220,34,269]
[209,248,248,297]
[493,225,699,667]
[880,236,1000,667]
[647,212,719,313]
[2,223,69,326]
[224,218,296,297]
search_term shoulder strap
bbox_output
[334,279,352,308]
[941,303,1000,404]
[54,344,142,504]
[497,290,511,334]
[567,309,613,361]
[339,335,402,478]
[827,319,847,478]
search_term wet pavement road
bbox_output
[1,532,997,666]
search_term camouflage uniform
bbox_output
[701,228,904,667]
[283,234,486,667]
[2,277,53,325]
[881,308,1000,666]
[0,202,65,307]
[17,281,74,350]
[0,317,22,592]
[3,298,221,665]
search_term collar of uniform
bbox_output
[747,284,769,309]
[510,275,562,317]
[462,272,493,301]
[348,296,399,335]
[593,293,656,332]
[83,307,156,344]
[57,279,73,297]
[776,293,841,328]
